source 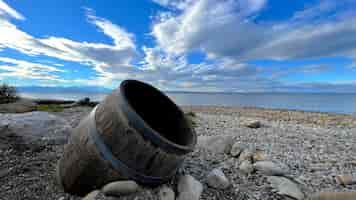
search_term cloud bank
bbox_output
[0,0,355,92]
[152,0,356,61]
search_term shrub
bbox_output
[0,83,18,103]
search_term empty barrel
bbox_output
[57,80,197,195]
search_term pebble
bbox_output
[238,148,254,162]
[252,149,267,162]
[244,120,262,128]
[102,181,139,197]
[177,175,203,200]
[253,161,288,176]
[267,176,305,200]
[158,186,175,200]
[82,190,100,200]
[230,142,244,157]
[206,168,230,189]
[221,158,236,169]
[239,160,254,174]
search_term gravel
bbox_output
[0,105,355,200]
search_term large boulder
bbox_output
[0,99,37,113]
[0,111,71,144]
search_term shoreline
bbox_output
[2,97,356,128]
[18,91,356,116]
[14,96,356,117]
[183,105,356,128]
[184,105,356,117]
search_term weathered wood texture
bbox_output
[307,192,356,200]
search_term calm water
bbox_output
[20,92,356,115]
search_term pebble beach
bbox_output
[1,105,356,200]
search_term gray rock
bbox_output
[253,161,288,176]
[197,135,234,154]
[158,186,175,200]
[239,160,254,174]
[238,148,254,162]
[206,168,230,189]
[220,158,236,169]
[243,120,262,128]
[0,111,71,144]
[177,175,203,200]
[267,176,305,200]
[230,142,244,157]
[82,190,100,200]
[0,99,37,113]
[102,181,139,197]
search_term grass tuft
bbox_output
[36,104,64,112]
[185,111,197,118]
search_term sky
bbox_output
[0,0,356,92]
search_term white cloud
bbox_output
[350,60,356,68]
[152,0,195,10]
[86,9,135,49]
[291,0,336,21]
[151,0,356,62]
[0,17,136,67]
[0,57,67,82]
[0,0,24,20]
[151,0,268,56]
[0,8,138,85]
[137,46,265,91]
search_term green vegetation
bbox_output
[185,111,197,127]
[36,104,64,112]
[0,83,18,104]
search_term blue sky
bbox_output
[0,0,355,92]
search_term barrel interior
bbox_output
[121,80,194,147]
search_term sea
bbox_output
[19,92,356,116]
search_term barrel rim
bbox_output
[119,79,197,154]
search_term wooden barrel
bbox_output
[57,80,197,195]
[307,192,356,200]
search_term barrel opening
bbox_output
[121,80,194,147]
